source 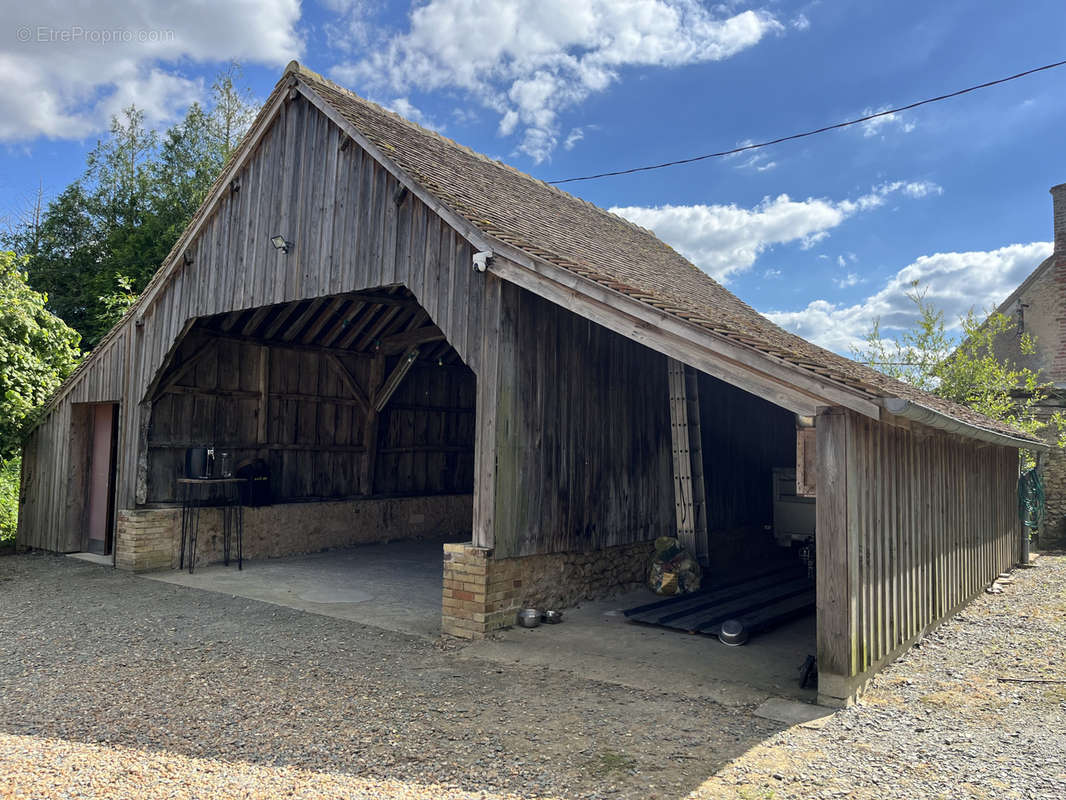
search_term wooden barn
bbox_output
[18,62,1041,705]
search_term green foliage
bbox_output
[0,251,81,458]
[6,66,259,350]
[0,456,19,544]
[854,282,1066,449]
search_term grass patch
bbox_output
[588,749,637,776]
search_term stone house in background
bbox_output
[992,183,1066,547]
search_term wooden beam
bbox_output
[346,290,418,308]
[256,345,269,444]
[149,440,368,453]
[374,347,420,412]
[262,301,301,340]
[360,355,386,495]
[300,296,348,343]
[240,305,274,336]
[325,354,371,415]
[346,304,402,351]
[380,324,445,354]
[279,297,328,342]
[204,330,375,361]
[319,300,367,348]
[153,338,218,399]
[140,319,196,403]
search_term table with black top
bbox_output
[177,478,246,574]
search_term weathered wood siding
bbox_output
[816,408,1020,704]
[698,373,796,533]
[19,94,485,548]
[489,286,675,558]
[146,335,474,503]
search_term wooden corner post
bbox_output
[815,407,857,706]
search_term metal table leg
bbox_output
[188,487,201,574]
[179,483,189,570]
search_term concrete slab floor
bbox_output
[145,543,827,715]
[67,552,113,566]
[460,587,819,708]
[144,538,449,639]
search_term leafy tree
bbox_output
[0,251,81,458]
[854,282,1065,447]
[208,63,258,165]
[0,455,19,543]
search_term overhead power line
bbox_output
[548,58,1066,185]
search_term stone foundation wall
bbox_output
[115,494,472,571]
[442,540,655,639]
[1041,447,1066,548]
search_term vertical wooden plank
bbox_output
[816,407,853,703]
[471,274,503,549]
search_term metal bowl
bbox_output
[542,610,563,624]
[718,619,748,647]
[517,608,540,628]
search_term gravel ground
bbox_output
[693,552,1066,800]
[1,552,1063,799]
[0,554,781,799]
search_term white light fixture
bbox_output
[271,235,292,254]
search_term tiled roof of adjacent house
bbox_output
[294,64,1037,444]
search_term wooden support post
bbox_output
[256,345,270,444]
[472,275,518,552]
[667,358,708,559]
[796,421,817,497]
[816,407,855,706]
[325,354,371,415]
[360,354,385,496]
[134,400,153,505]
[374,346,420,412]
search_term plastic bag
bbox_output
[648,536,702,595]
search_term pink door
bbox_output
[86,404,116,554]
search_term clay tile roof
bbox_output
[291,64,1039,444]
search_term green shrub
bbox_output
[0,456,19,544]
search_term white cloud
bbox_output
[834,272,861,288]
[727,141,777,171]
[860,105,917,138]
[763,268,782,279]
[610,180,940,282]
[563,127,585,150]
[0,1,302,142]
[765,242,1053,354]
[332,0,783,161]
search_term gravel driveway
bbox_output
[694,552,1066,800]
[0,554,781,799]
[1,552,1063,799]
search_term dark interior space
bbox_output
[144,287,476,506]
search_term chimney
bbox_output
[1052,183,1066,255]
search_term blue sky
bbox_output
[2,0,1063,355]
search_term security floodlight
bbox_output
[271,235,292,254]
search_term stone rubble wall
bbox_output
[115,494,472,571]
